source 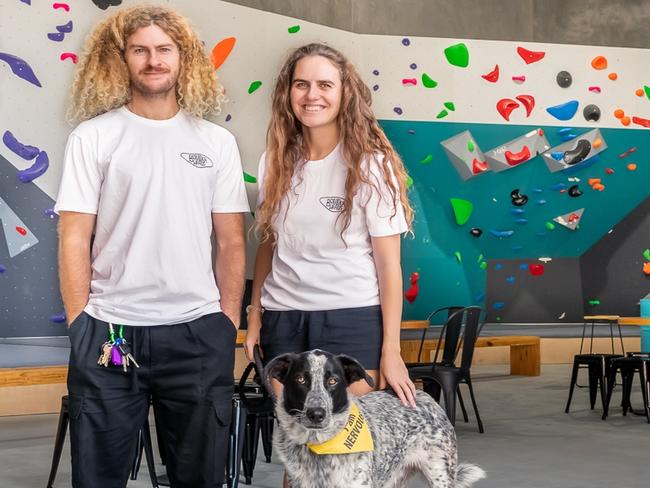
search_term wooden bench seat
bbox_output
[400,335,541,376]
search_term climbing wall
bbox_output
[1,1,649,335]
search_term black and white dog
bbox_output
[264,349,485,488]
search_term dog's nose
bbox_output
[306,407,326,424]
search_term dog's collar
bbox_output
[306,403,374,455]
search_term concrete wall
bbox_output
[225,0,650,48]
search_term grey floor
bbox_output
[1,364,648,488]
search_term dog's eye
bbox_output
[295,374,306,384]
[327,377,338,386]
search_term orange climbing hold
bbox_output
[627,163,637,171]
[591,55,607,70]
[608,72,618,80]
[588,178,601,186]
[643,262,650,275]
[592,183,605,191]
[593,138,603,148]
[636,88,645,97]
[620,116,631,126]
[211,37,236,70]
[613,109,624,119]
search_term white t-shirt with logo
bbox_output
[54,107,250,325]
[258,144,408,311]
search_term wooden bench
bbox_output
[400,335,541,376]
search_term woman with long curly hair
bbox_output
[56,5,248,486]
[245,43,417,408]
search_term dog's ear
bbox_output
[337,354,375,388]
[264,353,295,385]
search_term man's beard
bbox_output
[131,70,179,98]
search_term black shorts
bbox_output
[260,305,383,369]
[67,311,236,488]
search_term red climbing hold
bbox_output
[505,145,531,166]
[402,78,417,86]
[605,168,614,175]
[496,98,520,121]
[515,94,535,117]
[632,116,650,128]
[481,64,499,82]
[529,263,544,276]
[517,46,545,64]
[472,158,488,174]
[404,272,420,303]
[16,226,27,236]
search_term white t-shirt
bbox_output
[258,144,408,311]
[54,107,250,325]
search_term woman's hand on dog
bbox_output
[379,349,417,408]
[244,311,263,362]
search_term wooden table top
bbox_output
[400,320,430,330]
[618,317,650,326]
[584,315,620,321]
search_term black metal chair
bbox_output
[603,352,650,423]
[564,315,625,417]
[407,306,486,433]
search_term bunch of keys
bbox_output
[97,323,140,372]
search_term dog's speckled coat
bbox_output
[266,350,485,488]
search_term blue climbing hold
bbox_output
[506,276,516,283]
[490,229,515,238]
[550,183,566,191]
[557,127,572,135]
[493,302,505,310]
[519,263,529,270]
[537,199,547,205]
[495,263,503,270]
[510,208,525,215]
[514,218,528,224]
[546,100,579,121]
[551,152,564,161]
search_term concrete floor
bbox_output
[1,364,648,488]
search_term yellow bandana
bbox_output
[307,403,374,455]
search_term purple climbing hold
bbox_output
[393,107,403,115]
[225,114,232,122]
[402,38,411,46]
[0,264,6,273]
[17,150,49,182]
[3,131,39,160]
[372,69,379,76]
[410,63,417,69]
[56,21,73,33]
[44,208,56,218]
[48,32,65,42]
[0,52,42,87]
[51,313,66,323]
[373,85,379,91]
[111,345,123,366]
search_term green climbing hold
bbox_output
[421,73,438,88]
[455,251,462,263]
[450,198,473,226]
[406,175,413,189]
[467,140,475,152]
[545,222,555,231]
[420,154,433,164]
[436,109,448,119]
[477,253,483,263]
[444,102,456,111]
[288,25,301,34]
[248,81,263,94]
[479,261,487,270]
[243,171,257,183]
[444,43,469,68]
[588,299,601,306]
[644,85,650,100]
[643,248,650,261]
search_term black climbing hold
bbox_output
[563,139,591,165]
[583,104,601,122]
[556,71,572,88]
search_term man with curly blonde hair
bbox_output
[54,5,249,487]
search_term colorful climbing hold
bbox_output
[627,163,637,171]
[588,299,601,306]
[618,147,636,158]
[393,107,403,115]
[620,116,631,126]
[420,154,433,164]
[605,167,614,174]
[444,102,456,111]
[515,94,535,117]
[517,46,545,64]
[496,98,520,121]
[409,63,417,70]
[17,150,49,183]
[529,264,544,276]
[444,43,469,68]
[608,72,618,80]
[512,75,526,83]
[225,114,232,122]
[635,88,644,97]
[470,228,483,237]
[546,100,579,121]
[52,2,70,11]
[402,78,417,86]
[243,172,256,183]
[211,37,237,70]
[492,302,505,310]
[545,222,555,231]
[481,64,499,82]
[436,109,448,119]
[593,138,603,148]
[644,85,650,99]
[506,276,515,284]
[2,131,39,160]
[591,55,607,70]
[505,146,531,166]
[405,175,413,189]
[421,73,438,88]
[372,85,379,91]
[287,25,301,34]
[643,262,650,276]
[495,263,504,270]
[614,109,625,119]
[402,38,411,46]
[454,251,462,263]
[372,69,379,76]
[0,264,5,273]
[479,261,487,270]
[588,86,602,93]
[450,198,473,226]
[0,52,42,87]
[489,229,515,238]
[632,116,650,128]
[642,249,650,261]
[248,80,262,94]
[57,21,73,33]
[467,140,475,152]
[51,313,66,323]
[472,158,488,174]
[583,104,601,122]
[16,226,27,236]
[404,271,419,303]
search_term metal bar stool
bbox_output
[565,315,624,416]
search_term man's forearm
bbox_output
[59,238,92,324]
[215,242,246,326]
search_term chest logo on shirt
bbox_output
[181,152,213,168]
[319,196,345,212]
